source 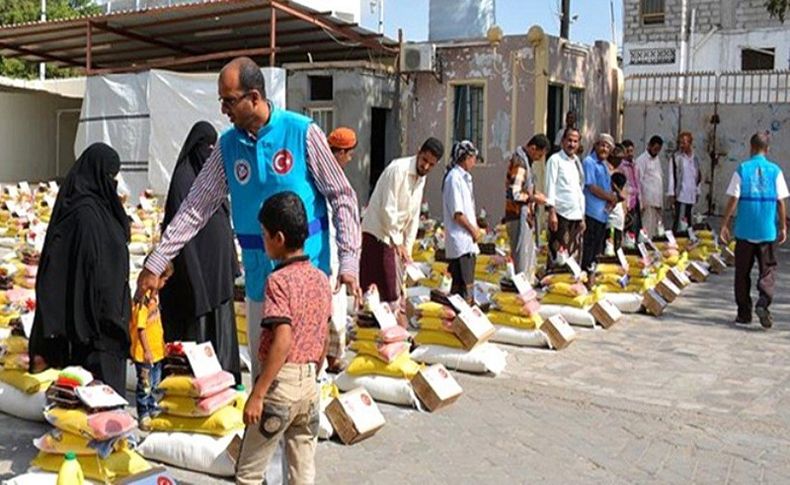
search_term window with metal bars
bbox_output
[452,84,485,161]
[641,0,665,25]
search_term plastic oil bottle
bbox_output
[56,451,84,485]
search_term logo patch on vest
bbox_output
[234,159,251,185]
[272,149,294,175]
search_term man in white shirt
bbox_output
[554,111,578,149]
[667,131,701,232]
[360,137,443,311]
[545,128,586,267]
[443,140,482,302]
[636,135,665,237]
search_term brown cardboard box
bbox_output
[707,254,727,274]
[666,267,691,289]
[325,387,386,445]
[642,289,667,316]
[590,299,623,329]
[451,306,495,350]
[655,279,681,303]
[411,364,463,412]
[541,315,577,350]
[721,246,736,266]
[687,261,709,282]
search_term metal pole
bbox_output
[560,0,570,39]
[269,6,276,67]
[39,0,46,80]
[609,0,616,45]
[378,0,385,35]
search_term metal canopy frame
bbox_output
[0,0,399,75]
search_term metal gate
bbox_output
[623,70,790,216]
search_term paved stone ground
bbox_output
[2,246,790,484]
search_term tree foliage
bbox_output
[765,0,789,22]
[0,0,100,79]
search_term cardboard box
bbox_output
[707,254,727,274]
[642,289,667,316]
[721,246,735,266]
[666,267,691,289]
[655,279,681,303]
[590,299,622,329]
[541,315,577,350]
[325,387,386,445]
[687,261,709,282]
[411,364,463,412]
[452,306,495,350]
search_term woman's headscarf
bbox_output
[443,140,479,190]
[160,121,239,322]
[49,142,129,240]
[30,143,132,369]
[163,121,217,227]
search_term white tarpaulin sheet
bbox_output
[75,68,286,199]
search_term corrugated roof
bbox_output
[0,0,398,74]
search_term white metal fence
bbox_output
[625,70,790,105]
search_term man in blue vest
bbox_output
[721,132,788,328]
[136,57,362,377]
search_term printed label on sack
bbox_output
[4,186,18,198]
[370,301,398,330]
[665,230,677,246]
[565,257,582,279]
[512,272,532,296]
[185,341,223,378]
[20,312,34,339]
[688,226,698,243]
[637,242,649,259]
[17,181,31,194]
[405,263,426,282]
[139,196,154,212]
[616,248,629,270]
[77,384,128,408]
[421,365,463,401]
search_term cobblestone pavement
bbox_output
[2,247,789,484]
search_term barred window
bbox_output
[452,84,485,161]
[641,0,665,25]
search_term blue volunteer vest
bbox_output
[221,106,330,301]
[734,154,781,243]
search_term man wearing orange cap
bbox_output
[328,127,357,169]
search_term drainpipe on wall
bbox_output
[678,0,688,101]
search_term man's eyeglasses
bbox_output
[219,91,253,109]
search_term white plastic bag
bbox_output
[138,431,242,477]
[604,293,643,313]
[538,304,597,328]
[410,343,507,376]
[125,359,137,392]
[490,326,549,348]
[0,381,46,422]
[334,372,420,408]
[2,471,99,485]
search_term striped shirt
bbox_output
[145,123,361,279]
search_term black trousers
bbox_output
[734,239,777,320]
[626,200,642,236]
[582,216,607,271]
[448,253,476,303]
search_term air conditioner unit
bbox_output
[400,43,436,72]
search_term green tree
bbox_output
[766,0,789,22]
[0,0,101,79]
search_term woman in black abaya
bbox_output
[29,143,131,395]
[159,121,241,383]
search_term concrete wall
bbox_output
[403,34,621,224]
[624,0,790,75]
[287,67,399,205]
[0,89,81,183]
[623,102,790,216]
